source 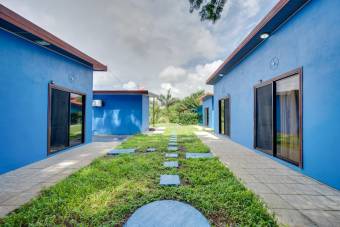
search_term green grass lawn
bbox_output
[0,125,277,226]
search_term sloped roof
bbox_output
[0,4,107,71]
[206,0,310,85]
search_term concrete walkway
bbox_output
[196,130,340,227]
[0,136,123,218]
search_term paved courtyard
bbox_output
[196,129,340,227]
[0,136,123,217]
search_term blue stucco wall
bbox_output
[202,96,214,129]
[141,95,149,131]
[213,0,340,189]
[92,94,149,135]
[0,29,93,174]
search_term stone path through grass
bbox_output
[0,125,277,226]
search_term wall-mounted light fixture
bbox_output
[260,33,270,39]
[219,74,224,77]
[35,40,50,46]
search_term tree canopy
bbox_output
[151,89,204,125]
[189,0,227,23]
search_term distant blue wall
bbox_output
[0,29,93,174]
[213,0,340,189]
[141,95,149,131]
[202,96,214,129]
[92,94,149,135]
[197,105,203,125]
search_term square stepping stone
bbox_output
[107,148,136,155]
[146,147,156,152]
[165,153,178,158]
[163,161,179,168]
[160,175,180,186]
[168,146,178,151]
[185,153,213,159]
[168,142,178,146]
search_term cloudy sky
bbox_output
[1,0,277,97]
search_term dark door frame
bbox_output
[47,83,86,155]
[204,107,209,126]
[253,67,303,167]
[219,96,231,137]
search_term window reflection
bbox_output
[70,93,84,146]
[276,75,300,164]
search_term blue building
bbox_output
[201,94,214,129]
[207,0,340,189]
[92,90,152,135]
[0,5,106,174]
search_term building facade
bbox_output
[207,0,340,189]
[92,90,150,135]
[201,94,214,129]
[0,5,106,173]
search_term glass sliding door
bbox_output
[255,84,273,154]
[49,84,85,154]
[219,97,230,136]
[50,89,70,153]
[69,93,84,147]
[275,74,300,165]
[254,68,302,166]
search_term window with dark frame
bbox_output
[219,97,230,136]
[254,68,302,167]
[48,84,85,154]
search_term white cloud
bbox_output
[122,81,138,90]
[1,0,277,98]
[159,66,187,83]
[160,83,180,95]
[157,59,223,98]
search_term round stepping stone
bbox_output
[125,200,210,227]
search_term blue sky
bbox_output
[0,0,277,97]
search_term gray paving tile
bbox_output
[265,183,321,195]
[280,194,339,210]
[163,161,179,168]
[0,205,19,218]
[195,130,340,226]
[168,142,178,146]
[300,210,340,227]
[165,153,178,158]
[258,193,293,209]
[146,147,156,152]
[160,175,180,186]
[271,209,317,227]
[0,138,121,217]
[244,182,274,194]
[2,193,38,206]
[125,200,210,227]
[185,153,213,159]
[107,148,136,155]
[167,146,178,151]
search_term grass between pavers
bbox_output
[0,125,277,226]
